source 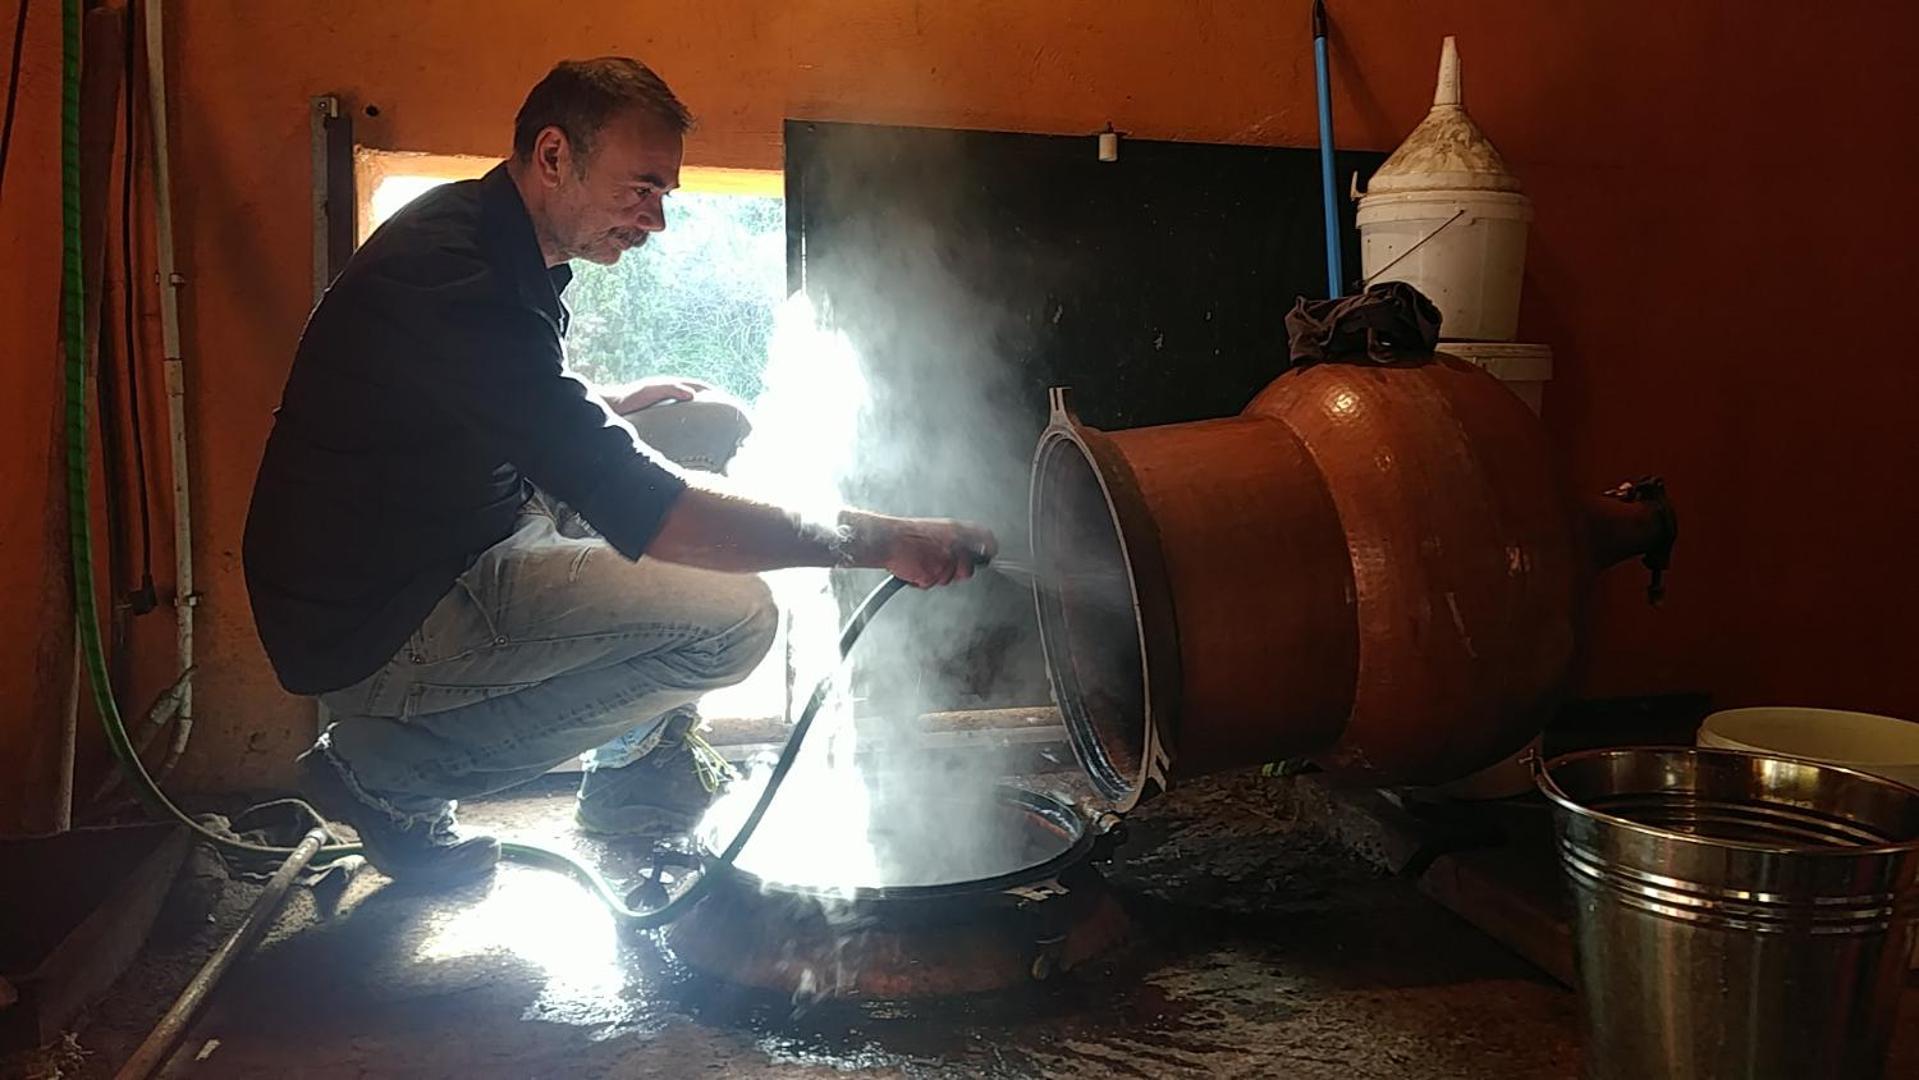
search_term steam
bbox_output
[696,295,883,895]
[692,199,1058,905]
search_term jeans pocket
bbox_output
[408,581,499,665]
[402,678,543,720]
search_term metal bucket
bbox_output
[1538,747,1919,1080]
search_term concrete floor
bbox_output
[45,770,1597,1079]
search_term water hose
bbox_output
[104,583,910,1080]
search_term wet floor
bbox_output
[66,772,1592,1078]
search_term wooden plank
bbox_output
[1419,847,1576,987]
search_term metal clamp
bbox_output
[623,842,704,912]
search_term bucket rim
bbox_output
[1535,746,1919,859]
[1698,706,1919,771]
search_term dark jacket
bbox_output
[243,165,685,695]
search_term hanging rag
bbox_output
[1285,281,1442,366]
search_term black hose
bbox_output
[0,0,30,199]
[84,557,911,926]
[120,0,156,614]
[103,579,914,1078]
[505,574,910,928]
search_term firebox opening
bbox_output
[730,785,1084,894]
[1033,436,1149,801]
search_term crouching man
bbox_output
[242,57,992,887]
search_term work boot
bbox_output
[295,747,500,886]
[575,710,732,840]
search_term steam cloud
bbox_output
[697,162,1069,906]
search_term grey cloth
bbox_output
[1284,281,1442,366]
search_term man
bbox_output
[243,57,994,887]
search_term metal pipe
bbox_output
[57,636,79,830]
[113,826,328,1080]
[142,0,196,780]
[1312,0,1343,297]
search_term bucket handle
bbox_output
[1360,208,1468,287]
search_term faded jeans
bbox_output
[313,399,776,827]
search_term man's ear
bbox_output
[534,127,568,186]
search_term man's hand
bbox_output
[859,515,999,589]
[603,376,711,416]
[645,482,999,584]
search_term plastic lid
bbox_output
[1362,37,1525,196]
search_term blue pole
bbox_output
[1313,0,1343,297]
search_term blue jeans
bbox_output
[312,399,775,826]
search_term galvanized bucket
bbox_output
[1538,747,1919,1080]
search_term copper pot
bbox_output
[1029,356,1675,809]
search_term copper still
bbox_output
[1030,355,1675,810]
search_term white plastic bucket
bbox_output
[1435,342,1553,415]
[1356,189,1532,342]
[1698,707,1919,791]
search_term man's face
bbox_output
[542,108,684,266]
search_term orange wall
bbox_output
[5,1,1916,814]
[1,0,69,832]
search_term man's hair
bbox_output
[512,57,692,165]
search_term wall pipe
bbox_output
[141,0,197,779]
[58,638,78,830]
[1311,0,1343,298]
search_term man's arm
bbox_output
[600,376,710,416]
[648,480,996,588]
[358,250,993,585]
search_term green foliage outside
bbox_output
[563,192,786,401]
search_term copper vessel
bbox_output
[1030,356,1675,809]
[667,787,1129,997]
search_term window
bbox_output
[358,151,785,400]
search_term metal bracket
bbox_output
[1006,878,1070,903]
[1047,386,1081,426]
[309,94,354,306]
[623,842,705,912]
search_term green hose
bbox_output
[61,24,908,916]
[61,0,344,863]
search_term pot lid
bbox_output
[1363,36,1524,196]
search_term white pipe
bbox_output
[57,636,79,830]
[143,0,196,775]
